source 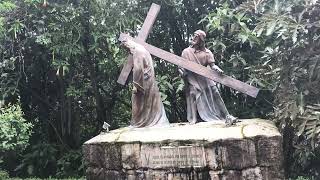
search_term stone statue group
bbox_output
[119,30,237,128]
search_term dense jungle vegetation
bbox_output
[0,0,319,179]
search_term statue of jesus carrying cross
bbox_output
[179,30,237,125]
[117,3,259,128]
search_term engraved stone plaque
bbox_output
[141,145,206,168]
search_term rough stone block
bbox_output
[241,167,262,180]
[166,170,210,180]
[121,143,141,169]
[193,169,211,179]
[260,166,284,180]
[167,172,188,180]
[124,169,146,180]
[83,144,105,167]
[144,170,167,179]
[256,136,283,167]
[209,170,241,180]
[82,144,90,166]
[105,170,125,180]
[83,119,284,180]
[209,170,221,179]
[219,139,257,170]
[140,144,160,168]
[205,145,219,170]
[104,143,122,170]
[222,170,242,180]
[86,167,105,180]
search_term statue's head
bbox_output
[118,33,135,52]
[191,30,206,49]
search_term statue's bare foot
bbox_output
[189,121,197,125]
[225,115,239,126]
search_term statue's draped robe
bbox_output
[131,44,169,128]
[181,47,230,123]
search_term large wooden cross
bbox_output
[117,3,160,85]
[117,4,259,98]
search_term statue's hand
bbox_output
[212,65,224,74]
[132,86,138,94]
[178,68,187,77]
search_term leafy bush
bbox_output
[0,170,9,179]
[0,103,32,152]
[15,143,58,178]
[15,144,85,178]
[56,150,84,178]
[293,176,315,180]
[0,103,33,165]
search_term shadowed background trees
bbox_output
[0,0,319,179]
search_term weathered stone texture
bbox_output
[256,136,283,167]
[83,119,284,179]
[260,166,284,180]
[121,143,141,169]
[205,146,219,170]
[144,170,166,179]
[219,139,257,170]
[83,144,105,167]
[86,167,105,180]
[222,170,242,180]
[241,167,262,179]
[104,144,122,170]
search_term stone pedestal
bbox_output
[83,119,284,180]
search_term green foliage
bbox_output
[0,103,32,178]
[201,1,273,118]
[252,1,320,177]
[204,0,320,177]
[292,176,315,180]
[0,1,16,17]
[157,74,184,118]
[0,170,10,179]
[0,103,32,153]
[56,150,84,178]
[0,0,138,177]
[15,143,58,177]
